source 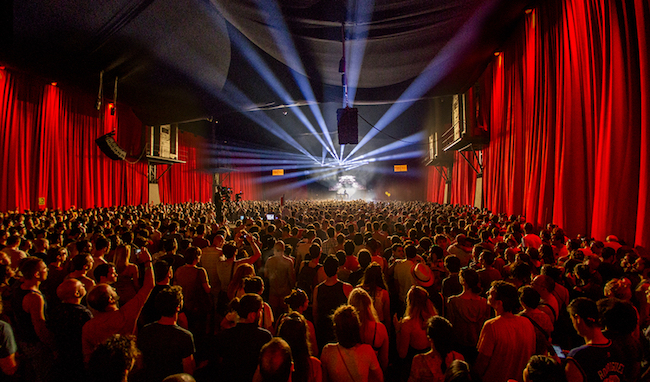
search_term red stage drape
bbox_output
[221,170,261,201]
[428,0,650,249]
[0,69,148,210]
[426,166,446,204]
[450,152,478,206]
[0,69,220,210]
[157,131,214,204]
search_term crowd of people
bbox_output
[0,199,647,382]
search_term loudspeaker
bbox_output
[337,107,358,145]
[95,133,126,160]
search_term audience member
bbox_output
[49,278,93,382]
[213,293,272,382]
[88,334,139,382]
[408,316,464,382]
[82,248,154,362]
[320,305,383,382]
[138,285,195,382]
[474,280,536,382]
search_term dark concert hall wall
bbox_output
[428,0,650,250]
[0,69,213,210]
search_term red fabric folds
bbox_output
[0,69,148,210]
[158,132,214,204]
[426,166,446,204]
[427,0,650,249]
[221,170,261,201]
[0,69,216,210]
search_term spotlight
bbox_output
[494,51,501,56]
[108,103,115,115]
[50,82,57,86]
[525,8,533,14]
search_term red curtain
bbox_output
[158,131,214,204]
[428,0,650,249]
[634,1,650,249]
[426,166,446,203]
[0,69,148,211]
[221,170,261,201]
[450,152,478,206]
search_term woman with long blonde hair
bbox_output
[360,263,390,328]
[348,288,389,372]
[394,286,437,380]
[112,244,139,305]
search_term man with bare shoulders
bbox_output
[82,248,154,363]
[11,257,54,382]
[49,278,93,382]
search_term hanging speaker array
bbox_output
[95,132,126,160]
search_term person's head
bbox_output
[94,263,118,284]
[222,241,237,259]
[273,241,285,256]
[444,360,475,382]
[277,312,311,356]
[479,250,496,268]
[153,261,172,283]
[162,374,196,382]
[573,264,592,281]
[523,355,567,382]
[343,240,355,256]
[234,293,264,323]
[20,257,47,281]
[405,286,437,322]
[155,285,184,318]
[391,243,405,258]
[6,235,20,248]
[308,243,321,261]
[88,334,140,382]
[459,268,481,294]
[230,263,255,291]
[34,237,49,252]
[57,278,86,303]
[47,246,68,265]
[113,245,131,270]
[531,274,554,295]
[405,244,417,259]
[284,288,308,312]
[212,234,225,248]
[518,285,541,310]
[357,249,372,269]
[323,255,339,277]
[332,305,361,349]
[243,276,265,295]
[597,298,637,335]
[348,288,379,323]
[184,246,201,264]
[603,278,632,300]
[96,235,111,253]
[487,280,520,313]
[259,338,293,382]
[567,297,600,331]
[361,262,387,292]
[426,316,456,371]
[444,255,461,273]
[87,284,119,312]
[71,253,93,272]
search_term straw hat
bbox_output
[411,263,434,287]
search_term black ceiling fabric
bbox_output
[2,0,531,152]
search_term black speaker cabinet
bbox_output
[95,133,127,160]
[337,107,358,145]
